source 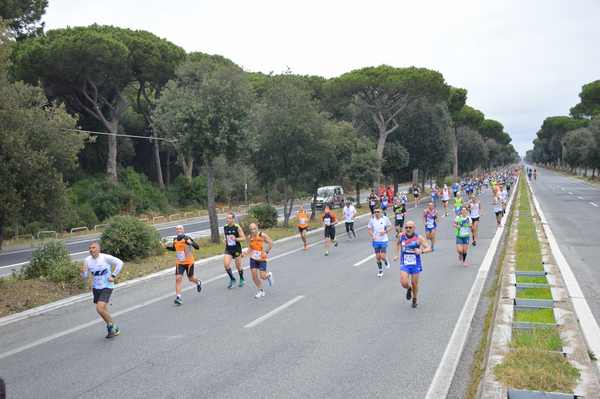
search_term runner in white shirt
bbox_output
[368,208,392,278]
[493,193,503,227]
[468,195,481,246]
[80,242,124,338]
[343,201,357,239]
[442,184,450,217]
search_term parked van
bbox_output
[313,186,345,209]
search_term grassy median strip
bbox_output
[511,328,563,352]
[0,207,365,318]
[514,308,555,324]
[516,287,553,300]
[516,276,548,284]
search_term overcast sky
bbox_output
[43,0,600,156]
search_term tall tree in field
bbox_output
[326,65,449,169]
[11,25,177,182]
[571,80,600,119]
[0,0,47,38]
[153,57,252,242]
[382,142,410,192]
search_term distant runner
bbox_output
[368,190,378,215]
[322,206,338,256]
[423,202,438,251]
[246,223,273,298]
[468,195,481,246]
[343,200,357,239]
[454,191,463,216]
[454,207,473,266]
[223,214,246,289]
[392,198,407,237]
[493,192,504,227]
[412,185,420,208]
[394,221,432,308]
[81,242,124,338]
[368,208,392,278]
[165,225,202,304]
[441,184,450,216]
[296,206,310,250]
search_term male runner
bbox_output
[380,194,389,216]
[223,214,246,289]
[368,208,392,277]
[394,221,431,308]
[343,200,357,239]
[442,184,450,216]
[165,225,202,304]
[454,191,464,216]
[468,195,481,246]
[423,202,438,251]
[80,242,124,338]
[412,185,420,208]
[296,206,310,250]
[493,192,504,227]
[246,223,273,298]
[454,207,473,266]
[368,190,378,215]
[451,181,460,198]
[392,198,407,237]
[322,206,338,256]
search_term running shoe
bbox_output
[174,296,183,306]
[377,270,383,278]
[267,272,273,287]
[406,287,412,300]
[106,325,120,339]
[334,241,338,247]
[412,299,418,308]
[385,260,390,269]
[254,290,265,298]
[197,281,202,292]
[472,241,477,246]
[324,251,329,256]
[304,244,308,251]
[228,279,236,289]
[239,277,245,288]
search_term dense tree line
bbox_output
[529,80,600,176]
[0,8,517,246]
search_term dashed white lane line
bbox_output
[577,196,584,200]
[590,202,599,208]
[243,296,305,328]
[353,253,376,267]
[568,192,574,195]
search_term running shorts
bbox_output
[471,217,480,222]
[395,220,404,228]
[372,241,388,253]
[250,258,267,271]
[400,264,422,274]
[93,288,113,304]
[224,245,242,258]
[298,226,308,233]
[324,226,336,240]
[456,236,470,245]
[176,264,195,277]
[345,222,354,233]
[425,226,436,233]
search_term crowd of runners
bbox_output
[80,168,518,337]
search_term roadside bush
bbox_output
[21,240,80,284]
[101,216,163,261]
[248,204,278,229]
[168,175,207,207]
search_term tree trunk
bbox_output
[165,151,171,186]
[310,189,318,221]
[375,127,387,185]
[182,158,193,182]
[0,216,4,250]
[355,183,361,207]
[453,127,459,179]
[153,137,165,189]
[206,159,220,243]
[283,191,294,227]
[106,120,119,183]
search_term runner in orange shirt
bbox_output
[246,223,274,298]
[164,225,201,306]
[296,206,310,250]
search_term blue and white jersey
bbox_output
[368,216,392,243]
[82,253,124,289]
[400,233,423,268]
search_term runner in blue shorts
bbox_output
[393,221,431,308]
[423,202,438,251]
[454,206,473,266]
[368,208,392,278]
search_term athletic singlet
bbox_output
[424,209,437,229]
[400,233,422,268]
[455,216,472,238]
[297,211,309,228]
[442,188,449,201]
[224,224,241,247]
[454,197,463,210]
[381,197,388,208]
[469,202,480,218]
[393,205,405,221]
[249,233,267,261]
[343,206,355,223]
[368,216,391,242]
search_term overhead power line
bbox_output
[63,128,178,143]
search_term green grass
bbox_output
[514,308,556,324]
[517,287,553,300]
[494,349,580,392]
[515,180,544,271]
[516,276,548,284]
[511,328,563,352]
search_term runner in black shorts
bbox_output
[392,199,407,237]
[223,213,246,289]
[322,205,338,256]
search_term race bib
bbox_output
[370,200,375,206]
[252,250,262,260]
[459,226,470,237]
[176,251,186,261]
[93,274,107,287]
[396,213,403,221]
[324,217,331,226]
[403,254,417,265]
[226,235,236,246]
[299,217,306,225]
[426,220,434,228]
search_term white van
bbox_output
[313,186,345,209]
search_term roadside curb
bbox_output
[528,177,600,374]
[0,211,374,328]
[425,177,519,399]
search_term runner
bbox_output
[296,206,310,250]
[368,190,378,215]
[412,185,420,208]
[164,225,202,304]
[400,191,409,207]
[367,207,392,277]
[454,207,472,266]
[80,242,124,338]
[431,185,438,207]
[222,214,246,289]
[500,184,509,215]
[322,205,338,256]
[454,191,463,216]
[392,198,407,237]
[423,202,438,251]
[441,184,450,216]
[533,168,537,180]
[493,192,504,227]
[451,181,460,198]
[246,223,273,298]
[386,185,395,204]
[468,194,481,246]
[394,221,432,308]
[380,194,389,216]
[343,200,357,239]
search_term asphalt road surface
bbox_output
[528,166,600,326]
[0,188,501,399]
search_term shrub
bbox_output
[248,204,278,229]
[22,240,80,284]
[168,175,207,207]
[100,215,163,261]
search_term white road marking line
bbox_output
[590,202,599,208]
[353,253,376,267]
[561,187,565,191]
[244,296,305,328]
[568,191,574,195]
[577,196,584,200]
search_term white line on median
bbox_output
[244,296,305,328]
[590,202,599,208]
[353,253,376,267]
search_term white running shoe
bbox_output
[385,261,390,269]
[267,272,273,287]
[377,271,384,278]
[254,290,265,298]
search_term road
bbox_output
[528,166,600,325]
[0,188,502,399]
